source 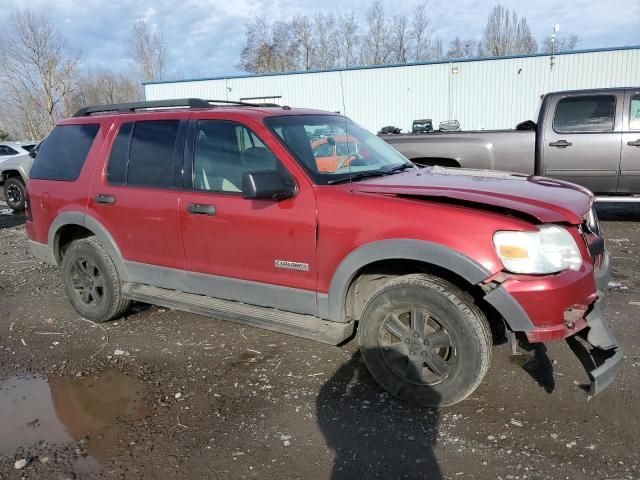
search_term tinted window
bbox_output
[0,145,19,156]
[30,124,100,181]
[106,122,133,184]
[193,121,279,193]
[630,94,640,130]
[553,95,616,132]
[126,121,179,188]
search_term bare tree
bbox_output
[542,34,579,53]
[312,14,338,69]
[292,16,314,71]
[389,15,409,63]
[430,38,444,60]
[238,17,299,73]
[447,37,480,59]
[129,18,167,81]
[0,10,78,140]
[337,14,360,67]
[361,1,391,65]
[410,4,431,61]
[66,70,141,115]
[482,5,537,56]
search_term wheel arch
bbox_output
[322,239,492,324]
[48,212,128,280]
[1,169,26,182]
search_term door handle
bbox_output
[549,140,573,148]
[627,139,640,147]
[187,203,216,216]
[94,194,115,205]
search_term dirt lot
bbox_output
[1,200,639,480]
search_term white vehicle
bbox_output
[0,141,37,211]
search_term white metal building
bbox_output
[144,46,640,133]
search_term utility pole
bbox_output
[550,24,560,69]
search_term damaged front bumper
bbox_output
[567,298,622,395]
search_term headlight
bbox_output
[493,225,582,274]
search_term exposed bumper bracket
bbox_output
[566,300,622,396]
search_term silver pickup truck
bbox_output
[382,87,640,195]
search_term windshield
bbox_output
[264,115,412,185]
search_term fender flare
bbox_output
[322,239,492,322]
[48,211,129,280]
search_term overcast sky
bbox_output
[3,0,639,81]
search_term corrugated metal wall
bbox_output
[144,47,640,132]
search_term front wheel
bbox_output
[358,274,492,407]
[4,177,25,211]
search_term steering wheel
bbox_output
[335,152,363,171]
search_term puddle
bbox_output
[0,369,148,467]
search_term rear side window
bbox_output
[107,120,180,188]
[553,95,616,133]
[30,124,100,181]
[0,145,19,156]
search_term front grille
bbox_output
[581,206,604,267]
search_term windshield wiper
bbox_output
[326,163,416,185]
[383,162,416,173]
[326,170,390,184]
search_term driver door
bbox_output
[179,118,319,315]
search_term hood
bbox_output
[349,166,593,224]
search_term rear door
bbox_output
[541,92,623,193]
[88,118,187,290]
[618,89,640,193]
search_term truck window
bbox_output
[630,95,640,130]
[30,124,100,181]
[553,95,615,133]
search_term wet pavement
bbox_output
[0,199,639,479]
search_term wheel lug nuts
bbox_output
[413,332,419,338]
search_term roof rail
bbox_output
[72,98,277,117]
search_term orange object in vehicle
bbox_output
[311,135,359,172]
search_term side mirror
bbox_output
[242,171,296,201]
[29,149,37,158]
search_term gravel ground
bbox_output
[1,199,639,480]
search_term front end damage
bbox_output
[483,241,622,397]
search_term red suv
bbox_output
[25,99,621,406]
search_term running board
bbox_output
[121,283,354,345]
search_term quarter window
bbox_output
[0,145,19,156]
[553,95,616,132]
[629,94,640,130]
[30,124,100,181]
[193,121,280,193]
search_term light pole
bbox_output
[550,24,560,69]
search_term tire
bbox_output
[4,177,25,211]
[358,273,492,407]
[62,237,131,322]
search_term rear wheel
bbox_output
[62,238,131,322]
[4,177,25,211]
[358,274,492,407]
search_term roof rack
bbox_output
[72,98,279,117]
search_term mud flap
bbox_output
[566,300,622,395]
